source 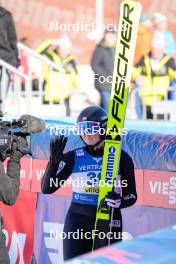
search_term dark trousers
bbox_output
[0,232,10,264]
[63,203,122,260]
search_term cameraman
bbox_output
[0,136,29,263]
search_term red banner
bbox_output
[3,157,32,191]
[31,159,48,193]
[4,157,176,208]
[134,169,144,205]
[31,159,72,196]
[143,170,176,209]
[0,190,37,263]
[19,158,32,191]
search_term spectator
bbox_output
[134,13,153,64]
[171,45,176,68]
[0,3,19,115]
[0,136,29,263]
[18,37,40,91]
[169,46,176,100]
[153,12,176,56]
[18,37,30,77]
[18,37,31,90]
[38,36,79,116]
[0,4,19,67]
[91,27,116,112]
[133,34,176,119]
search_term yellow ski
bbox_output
[93,0,141,250]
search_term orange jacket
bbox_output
[134,24,153,65]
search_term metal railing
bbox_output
[18,42,65,107]
[0,42,67,117]
[0,58,32,115]
[127,84,176,121]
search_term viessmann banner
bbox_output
[143,170,176,209]
[29,160,176,209]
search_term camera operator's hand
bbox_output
[0,145,9,162]
[50,135,67,164]
[11,136,30,161]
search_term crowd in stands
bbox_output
[36,36,79,116]
[132,12,176,119]
[91,12,176,120]
[0,4,176,120]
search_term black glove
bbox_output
[11,136,30,160]
[50,135,67,164]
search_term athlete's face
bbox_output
[82,133,101,146]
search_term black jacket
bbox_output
[0,153,22,263]
[42,148,137,209]
[91,39,115,91]
[0,7,19,67]
[0,155,22,205]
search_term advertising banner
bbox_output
[34,193,71,264]
[0,190,37,263]
[143,170,176,209]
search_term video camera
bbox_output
[0,115,45,160]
